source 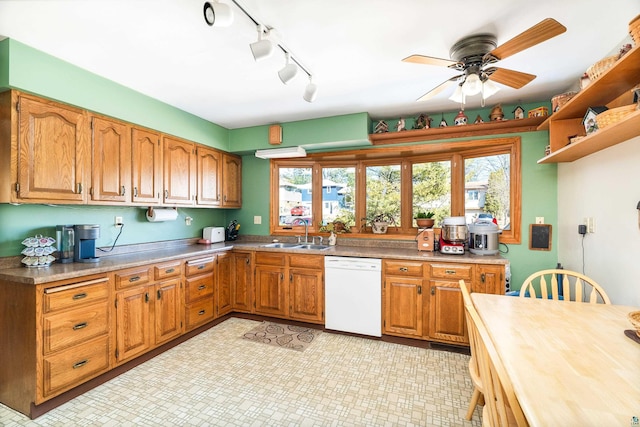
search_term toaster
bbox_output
[203,227,225,243]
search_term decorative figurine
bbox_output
[374,120,388,133]
[396,118,406,132]
[454,110,468,126]
[473,115,484,124]
[490,104,504,121]
[582,106,608,134]
[439,114,448,127]
[413,114,432,129]
[513,106,525,119]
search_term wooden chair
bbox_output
[519,269,611,304]
[461,280,529,427]
[459,280,484,420]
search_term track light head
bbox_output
[303,76,318,103]
[278,53,298,84]
[203,1,233,27]
[250,25,274,61]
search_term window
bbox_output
[270,137,521,244]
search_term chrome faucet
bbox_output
[302,219,309,243]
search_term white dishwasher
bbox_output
[324,256,382,337]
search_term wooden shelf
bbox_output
[538,109,640,163]
[369,116,546,145]
[536,44,640,163]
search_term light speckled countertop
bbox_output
[0,240,507,285]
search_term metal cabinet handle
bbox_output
[445,269,456,275]
[246,258,250,265]
[481,273,486,283]
[418,285,422,295]
[165,268,175,274]
[157,289,162,300]
[77,183,83,194]
[121,185,126,196]
[198,285,206,290]
[73,322,88,330]
[399,267,408,272]
[134,187,138,197]
[73,360,88,369]
[145,292,149,302]
[197,265,205,270]
[431,286,435,295]
[129,276,140,282]
[72,292,87,300]
[198,309,205,316]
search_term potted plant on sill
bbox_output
[415,211,435,228]
[363,212,397,234]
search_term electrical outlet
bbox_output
[115,216,123,228]
[535,217,544,224]
[185,216,192,226]
[586,217,595,233]
[254,216,262,225]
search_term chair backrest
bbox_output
[461,280,529,427]
[459,279,482,385]
[519,269,610,304]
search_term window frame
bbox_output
[269,137,521,244]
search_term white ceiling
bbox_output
[0,0,638,129]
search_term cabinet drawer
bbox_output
[185,275,214,302]
[384,260,424,277]
[289,254,323,269]
[42,335,109,398]
[43,278,109,313]
[154,260,182,280]
[429,263,473,280]
[43,302,109,354]
[185,257,215,276]
[256,252,286,266]
[185,298,214,330]
[115,267,151,290]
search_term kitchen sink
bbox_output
[261,243,302,248]
[295,244,331,250]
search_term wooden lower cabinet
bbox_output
[289,266,324,324]
[153,278,183,345]
[184,256,216,330]
[231,251,253,312]
[383,259,505,345]
[255,264,287,317]
[215,251,232,317]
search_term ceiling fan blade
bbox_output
[402,54,458,68]
[488,18,566,61]
[416,76,461,102]
[485,67,536,89]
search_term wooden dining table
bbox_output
[471,293,640,427]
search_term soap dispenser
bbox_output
[328,231,337,246]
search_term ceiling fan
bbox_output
[403,18,566,106]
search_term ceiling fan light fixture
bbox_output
[448,84,463,103]
[250,25,274,61]
[462,73,481,96]
[482,79,500,99]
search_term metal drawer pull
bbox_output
[73,360,88,369]
[165,268,175,274]
[72,293,87,300]
[129,276,140,282]
[197,265,205,270]
[73,322,88,330]
[399,267,408,272]
[157,290,162,300]
[445,269,456,275]
[481,273,486,283]
[198,285,206,290]
[198,309,206,315]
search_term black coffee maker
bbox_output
[225,220,240,241]
[74,224,100,263]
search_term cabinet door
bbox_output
[196,146,222,206]
[428,280,467,344]
[254,265,286,317]
[232,252,253,312]
[116,286,151,362]
[154,278,183,346]
[222,154,242,207]
[383,276,423,338]
[475,265,504,295]
[289,268,324,323]
[216,252,232,317]
[91,116,131,203]
[164,136,195,205]
[17,95,87,202]
[131,127,162,204]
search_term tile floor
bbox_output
[0,318,482,426]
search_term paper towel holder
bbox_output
[147,206,177,218]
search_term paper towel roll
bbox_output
[146,208,178,222]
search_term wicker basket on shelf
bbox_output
[586,56,617,80]
[629,311,640,337]
[596,105,637,129]
[630,14,640,44]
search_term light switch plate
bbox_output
[535,217,544,224]
[254,216,262,225]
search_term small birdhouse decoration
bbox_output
[513,106,525,120]
[473,115,484,124]
[396,118,406,132]
[413,114,432,129]
[582,106,608,135]
[454,111,468,126]
[374,120,389,133]
[439,114,448,127]
[490,104,504,121]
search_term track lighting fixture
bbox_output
[202,0,318,102]
[203,1,233,27]
[250,25,274,61]
[278,53,298,84]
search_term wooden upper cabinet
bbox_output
[15,94,88,203]
[90,116,131,203]
[163,136,196,205]
[222,153,242,208]
[196,146,222,206]
[131,127,162,204]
